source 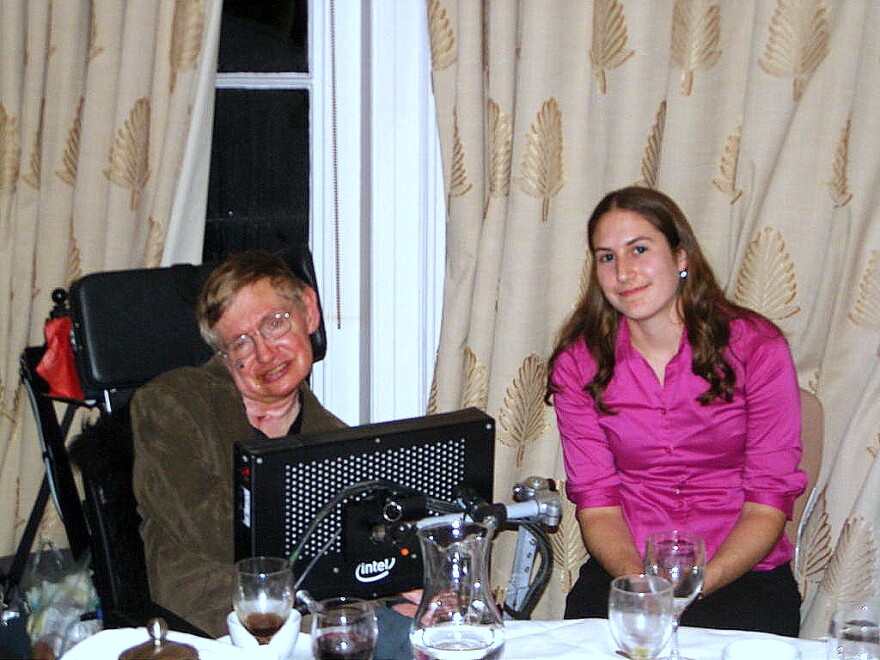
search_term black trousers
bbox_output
[564,558,801,638]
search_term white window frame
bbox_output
[218,0,444,425]
[363,0,445,424]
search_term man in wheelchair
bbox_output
[130,251,345,636]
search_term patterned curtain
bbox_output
[427,0,880,637]
[0,0,221,558]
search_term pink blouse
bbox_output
[551,316,807,571]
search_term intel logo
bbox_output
[354,557,397,583]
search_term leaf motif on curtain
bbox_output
[818,515,877,612]
[104,97,151,211]
[449,110,473,200]
[428,0,456,71]
[0,104,22,195]
[492,585,507,610]
[88,0,104,61]
[796,487,831,596]
[807,370,819,394]
[827,118,853,208]
[711,124,743,203]
[145,217,165,268]
[518,98,564,224]
[590,0,635,94]
[551,480,587,593]
[170,0,206,93]
[637,100,667,189]
[732,227,800,321]
[498,354,548,468]
[0,380,23,431]
[758,0,830,103]
[22,98,45,190]
[462,346,488,412]
[68,223,83,285]
[56,97,84,187]
[0,381,11,423]
[486,98,512,217]
[869,431,880,460]
[426,369,439,415]
[848,250,880,331]
[671,0,722,96]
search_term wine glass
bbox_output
[828,603,880,659]
[644,531,706,660]
[233,556,294,645]
[311,596,378,660]
[608,574,675,660]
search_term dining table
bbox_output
[63,617,826,659]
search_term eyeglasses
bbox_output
[221,311,292,361]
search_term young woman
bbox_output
[547,187,806,636]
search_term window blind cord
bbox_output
[329,0,341,330]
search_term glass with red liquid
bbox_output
[311,597,378,660]
[233,556,294,644]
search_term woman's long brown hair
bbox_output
[546,186,761,414]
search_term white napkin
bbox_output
[722,638,801,660]
[226,609,302,660]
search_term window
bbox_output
[206,0,310,260]
[208,0,444,425]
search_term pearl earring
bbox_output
[679,269,688,279]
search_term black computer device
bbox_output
[234,407,495,600]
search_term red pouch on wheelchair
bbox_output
[35,315,84,401]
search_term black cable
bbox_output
[289,479,472,592]
[424,497,463,514]
[289,479,406,568]
[293,526,342,591]
[289,479,553,619]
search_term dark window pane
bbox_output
[204,89,310,262]
[218,0,307,73]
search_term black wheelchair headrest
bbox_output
[68,244,326,403]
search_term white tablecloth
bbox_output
[499,619,824,659]
[63,618,826,659]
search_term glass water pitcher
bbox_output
[409,519,504,660]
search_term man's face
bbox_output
[212,278,320,405]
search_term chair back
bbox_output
[789,388,824,546]
[69,244,325,410]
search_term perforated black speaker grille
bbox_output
[234,408,494,599]
[283,438,466,558]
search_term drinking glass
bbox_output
[233,556,294,645]
[608,574,675,660]
[311,597,378,660]
[644,530,706,660]
[828,603,880,660]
